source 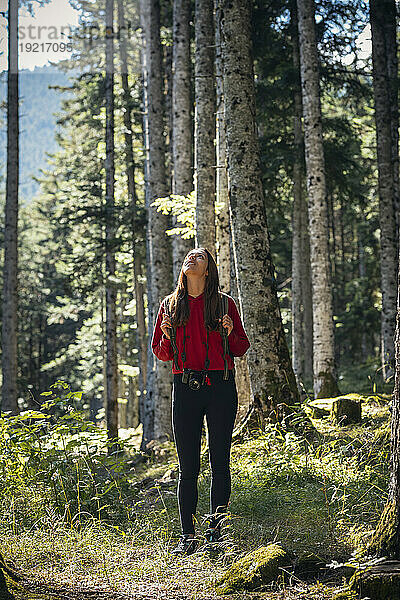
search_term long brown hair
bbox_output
[163,247,222,331]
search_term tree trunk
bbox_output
[358,222,368,362]
[101,282,107,419]
[216,0,250,419]
[105,0,119,453]
[219,0,300,427]
[118,289,127,430]
[117,0,147,423]
[300,193,313,383]
[194,0,216,252]
[135,254,147,413]
[329,193,338,313]
[140,0,173,446]
[384,0,399,260]
[339,195,345,305]
[370,0,398,381]
[367,247,400,558]
[290,0,305,387]
[172,0,193,283]
[164,41,173,188]
[296,0,339,399]
[2,0,19,414]
[230,231,251,426]
[215,0,230,293]
[37,311,43,393]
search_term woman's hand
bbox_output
[161,314,172,339]
[219,314,233,336]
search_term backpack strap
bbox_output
[219,292,232,380]
[163,298,180,371]
[164,293,234,379]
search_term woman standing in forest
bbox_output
[151,247,250,556]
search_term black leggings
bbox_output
[172,369,238,534]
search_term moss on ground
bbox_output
[214,544,288,594]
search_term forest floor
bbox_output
[0,362,393,600]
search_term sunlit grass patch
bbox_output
[0,388,392,599]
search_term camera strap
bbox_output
[219,293,230,381]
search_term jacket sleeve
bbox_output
[151,300,174,362]
[227,297,250,357]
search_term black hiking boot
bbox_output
[170,534,199,556]
[204,526,222,544]
[203,526,225,553]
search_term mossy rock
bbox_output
[307,394,363,424]
[331,396,362,425]
[349,561,400,599]
[306,400,332,418]
[214,543,288,594]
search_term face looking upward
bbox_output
[182,249,209,278]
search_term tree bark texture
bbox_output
[105,0,119,452]
[229,232,252,425]
[117,0,147,420]
[370,0,398,381]
[194,0,216,252]
[290,1,305,387]
[296,0,339,398]
[101,284,107,416]
[215,0,230,294]
[140,0,173,444]
[2,0,19,414]
[383,0,399,257]
[368,245,400,558]
[300,194,313,383]
[172,0,193,284]
[219,0,300,425]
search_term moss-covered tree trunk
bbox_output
[370,0,398,382]
[194,0,216,251]
[139,0,173,446]
[172,0,193,282]
[219,0,300,426]
[296,0,340,399]
[368,249,400,557]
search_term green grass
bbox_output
[0,390,392,599]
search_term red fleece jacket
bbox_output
[151,291,250,374]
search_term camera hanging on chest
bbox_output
[163,293,231,388]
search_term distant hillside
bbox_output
[0,64,73,204]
